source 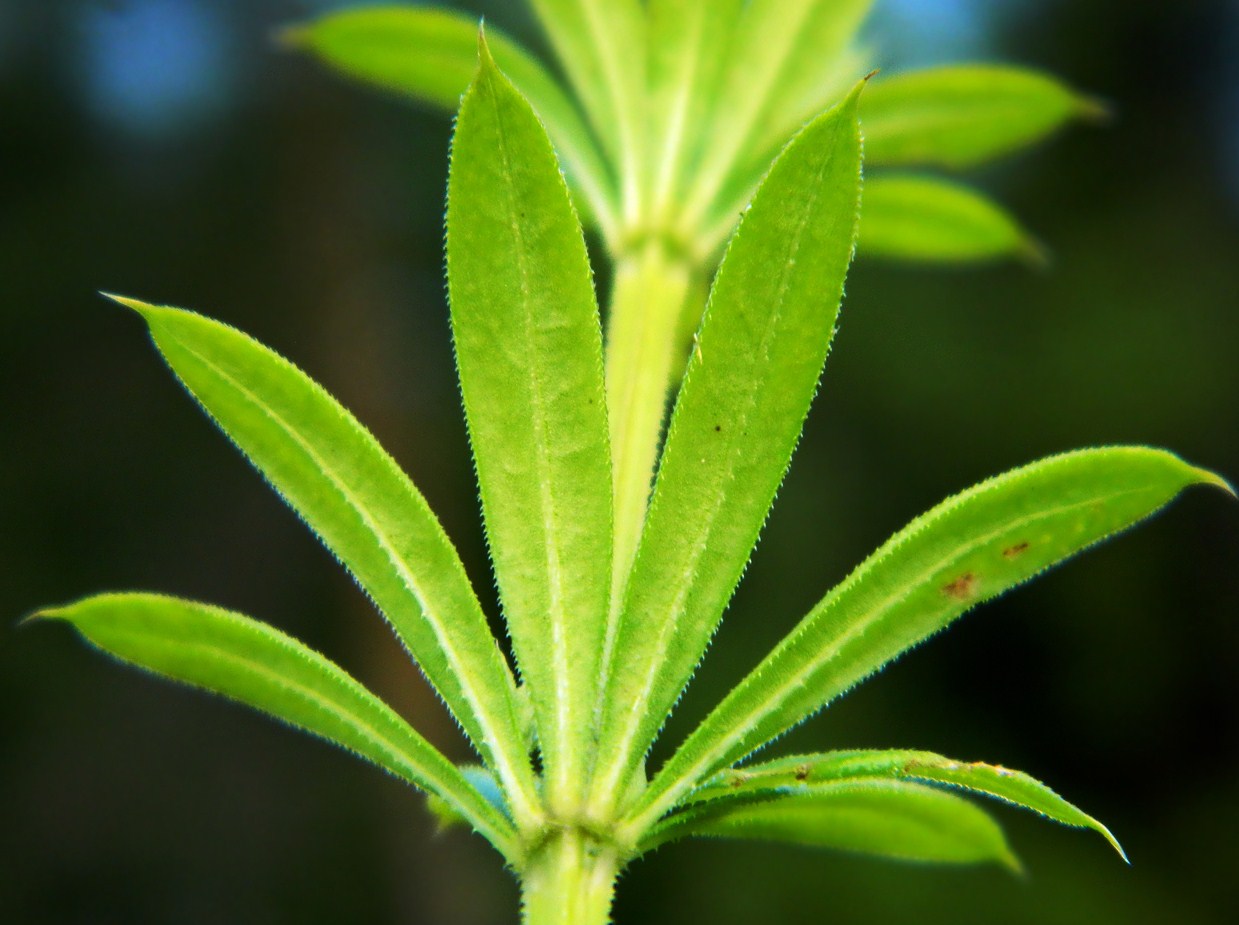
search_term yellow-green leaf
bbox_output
[448,41,614,811]
[33,593,518,859]
[863,64,1103,169]
[860,174,1042,264]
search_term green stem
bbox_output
[603,241,702,609]
[520,830,621,925]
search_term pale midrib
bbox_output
[651,8,706,212]
[682,0,817,228]
[488,91,576,795]
[597,152,825,803]
[167,335,534,821]
[122,630,515,854]
[630,485,1151,831]
[577,0,642,221]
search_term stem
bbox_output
[520,830,621,925]
[603,240,702,609]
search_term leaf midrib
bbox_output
[602,142,830,798]
[486,82,574,788]
[160,327,527,802]
[98,623,516,852]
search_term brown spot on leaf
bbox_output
[794,764,810,781]
[942,573,977,600]
[727,771,749,789]
[1003,541,1030,559]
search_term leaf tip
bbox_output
[1018,235,1052,270]
[1101,825,1130,865]
[1076,94,1114,126]
[1193,466,1236,499]
[475,18,495,71]
[271,23,312,51]
[999,845,1027,878]
[18,607,59,628]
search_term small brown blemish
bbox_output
[714,424,722,432]
[794,764,810,781]
[1003,541,1030,560]
[727,771,749,789]
[942,573,977,600]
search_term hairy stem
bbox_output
[520,830,621,925]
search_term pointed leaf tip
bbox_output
[271,23,310,50]
[1193,466,1236,498]
[99,291,159,321]
[475,19,494,70]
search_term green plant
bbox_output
[28,5,1229,925]
[282,1,1104,587]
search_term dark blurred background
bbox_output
[2,1,1237,922]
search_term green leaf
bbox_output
[108,295,542,829]
[448,41,614,812]
[684,750,1124,860]
[862,64,1103,169]
[32,593,519,859]
[644,779,1020,872]
[632,447,1229,830]
[282,6,618,238]
[644,0,745,220]
[588,85,864,813]
[859,174,1042,264]
[678,0,872,235]
[527,0,645,212]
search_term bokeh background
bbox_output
[3,1,1237,922]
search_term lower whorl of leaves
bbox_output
[631,447,1229,831]
[31,593,519,860]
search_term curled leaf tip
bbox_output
[1002,847,1027,878]
[1102,826,1130,865]
[18,607,59,628]
[1193,467,1236,499]
[864,68,881,82]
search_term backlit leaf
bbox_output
[109,295,542,829]
[448,41,614,811]
[633,447,1229,828]
[645,779,1020,871]
[283,6,617,237]
[860,174,1041,264]
[678,0,872,235]
[527,0,644,213]
[588,85,864,813]
[863,64,1102,169]
[33,593,519,859]
[684,749,1124,859]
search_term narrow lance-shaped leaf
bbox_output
[527,0,645,216]
[862,64,1104,169]
[643,779,1020,872]
[680,749,1124,859]
[282,6,618,239]
[588,84,864,813]
[448,40,614,812]
[859,174,1043,265]
[633,447,1230,829]
[644,0,744,219]
[32,594,519,860]
[677,0,872,234]
[109,296,542,830]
